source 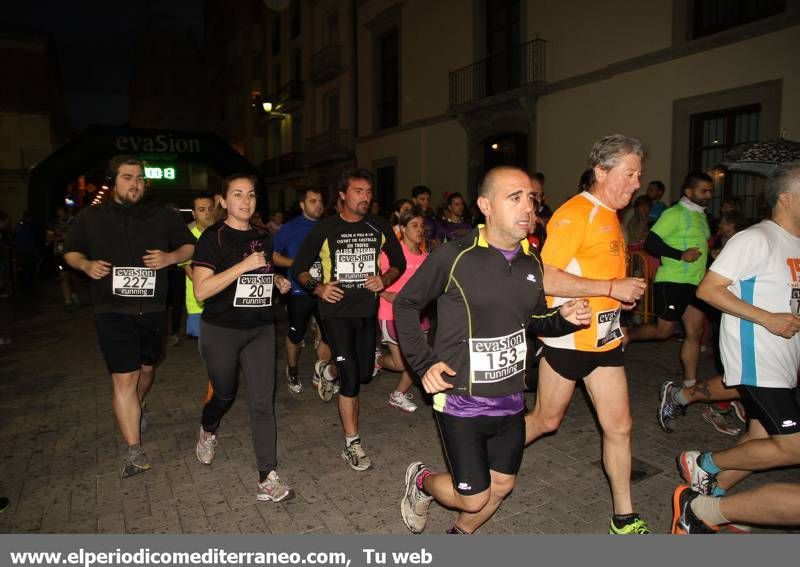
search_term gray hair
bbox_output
[764,161,800,209]
[586,135,646,186]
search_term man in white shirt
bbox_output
[672,161,800,533]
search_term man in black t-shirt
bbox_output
[294,168,406,471]
[65,155,194,478]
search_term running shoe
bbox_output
[314,360,336,402]
[701,405,741,436]
[608,515,650,534]
[373,348,382,377]
[257,471,294,502]
[169,334,180,347]
[730,400,747,423]
[286,366,303,394]
[671,484,719,534]
[389,391,418,413]
[657,380,682,433]
[195,427,217,465]
[120,445,150,479]
[676,450,717,495]
[341,439,372,471]
[401,462,433,534]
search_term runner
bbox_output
[272,187,332,395]
[191,174,294,502]
[395,166,590,534]
[293,168,406,471]
[675,162,800,503]
[626,172,714,390]
[377,205,429,413]
[526,135,651,534]
[183,192,215,339]
[64,155,195,478]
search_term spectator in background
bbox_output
[434,192,473,242]
[266,211,283,236]
[390,199,413,239]
[411,185,438,246]
[720,196,742,216]
[532,172,553,223]
[370,201,382,218]
[13,211,38,293]
[646,180,667,222]
[625,195,652,247]
[530,173,551,246]
[47,207,80,312]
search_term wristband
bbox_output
[303,278,319,294]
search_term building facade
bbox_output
[0,27,67,223]
[220,0,800,219]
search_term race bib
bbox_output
[335,250,376,285]
[234,274,273,307]
[112,267,156,297]
[469,328,527,384]
[309,261,323,280]
[596,308,622,347]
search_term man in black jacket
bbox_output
[65,155,194,478]
[395,166,590,534]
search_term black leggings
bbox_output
[199,320,277,472]
[322,317,377,398]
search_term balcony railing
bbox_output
[311,45,344,84]
[448,38,547,108]
[263,152,305,177]
[267,80,304,112]
[304,129,354,165]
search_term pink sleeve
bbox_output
[380,250,389,273]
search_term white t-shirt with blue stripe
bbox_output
[711,220,800,389]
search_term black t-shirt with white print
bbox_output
[192,220,276,329]
[293,214,406,319]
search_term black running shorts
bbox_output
[94,312,166,374]
[542,344,624,381]
[321,317,377,397]
[738,385,800,435]
[652,282,715,322]
[286,294,326,346]
[434,410,525,496]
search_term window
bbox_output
[291,0,301,39]
[691,0,785,39]
[272,15,281,55]
[377,28,399,129]
[690,104,763,219]
[324,10,340,46]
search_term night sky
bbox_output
[2,0,203,132]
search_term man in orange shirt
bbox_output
[526,135,649,534]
